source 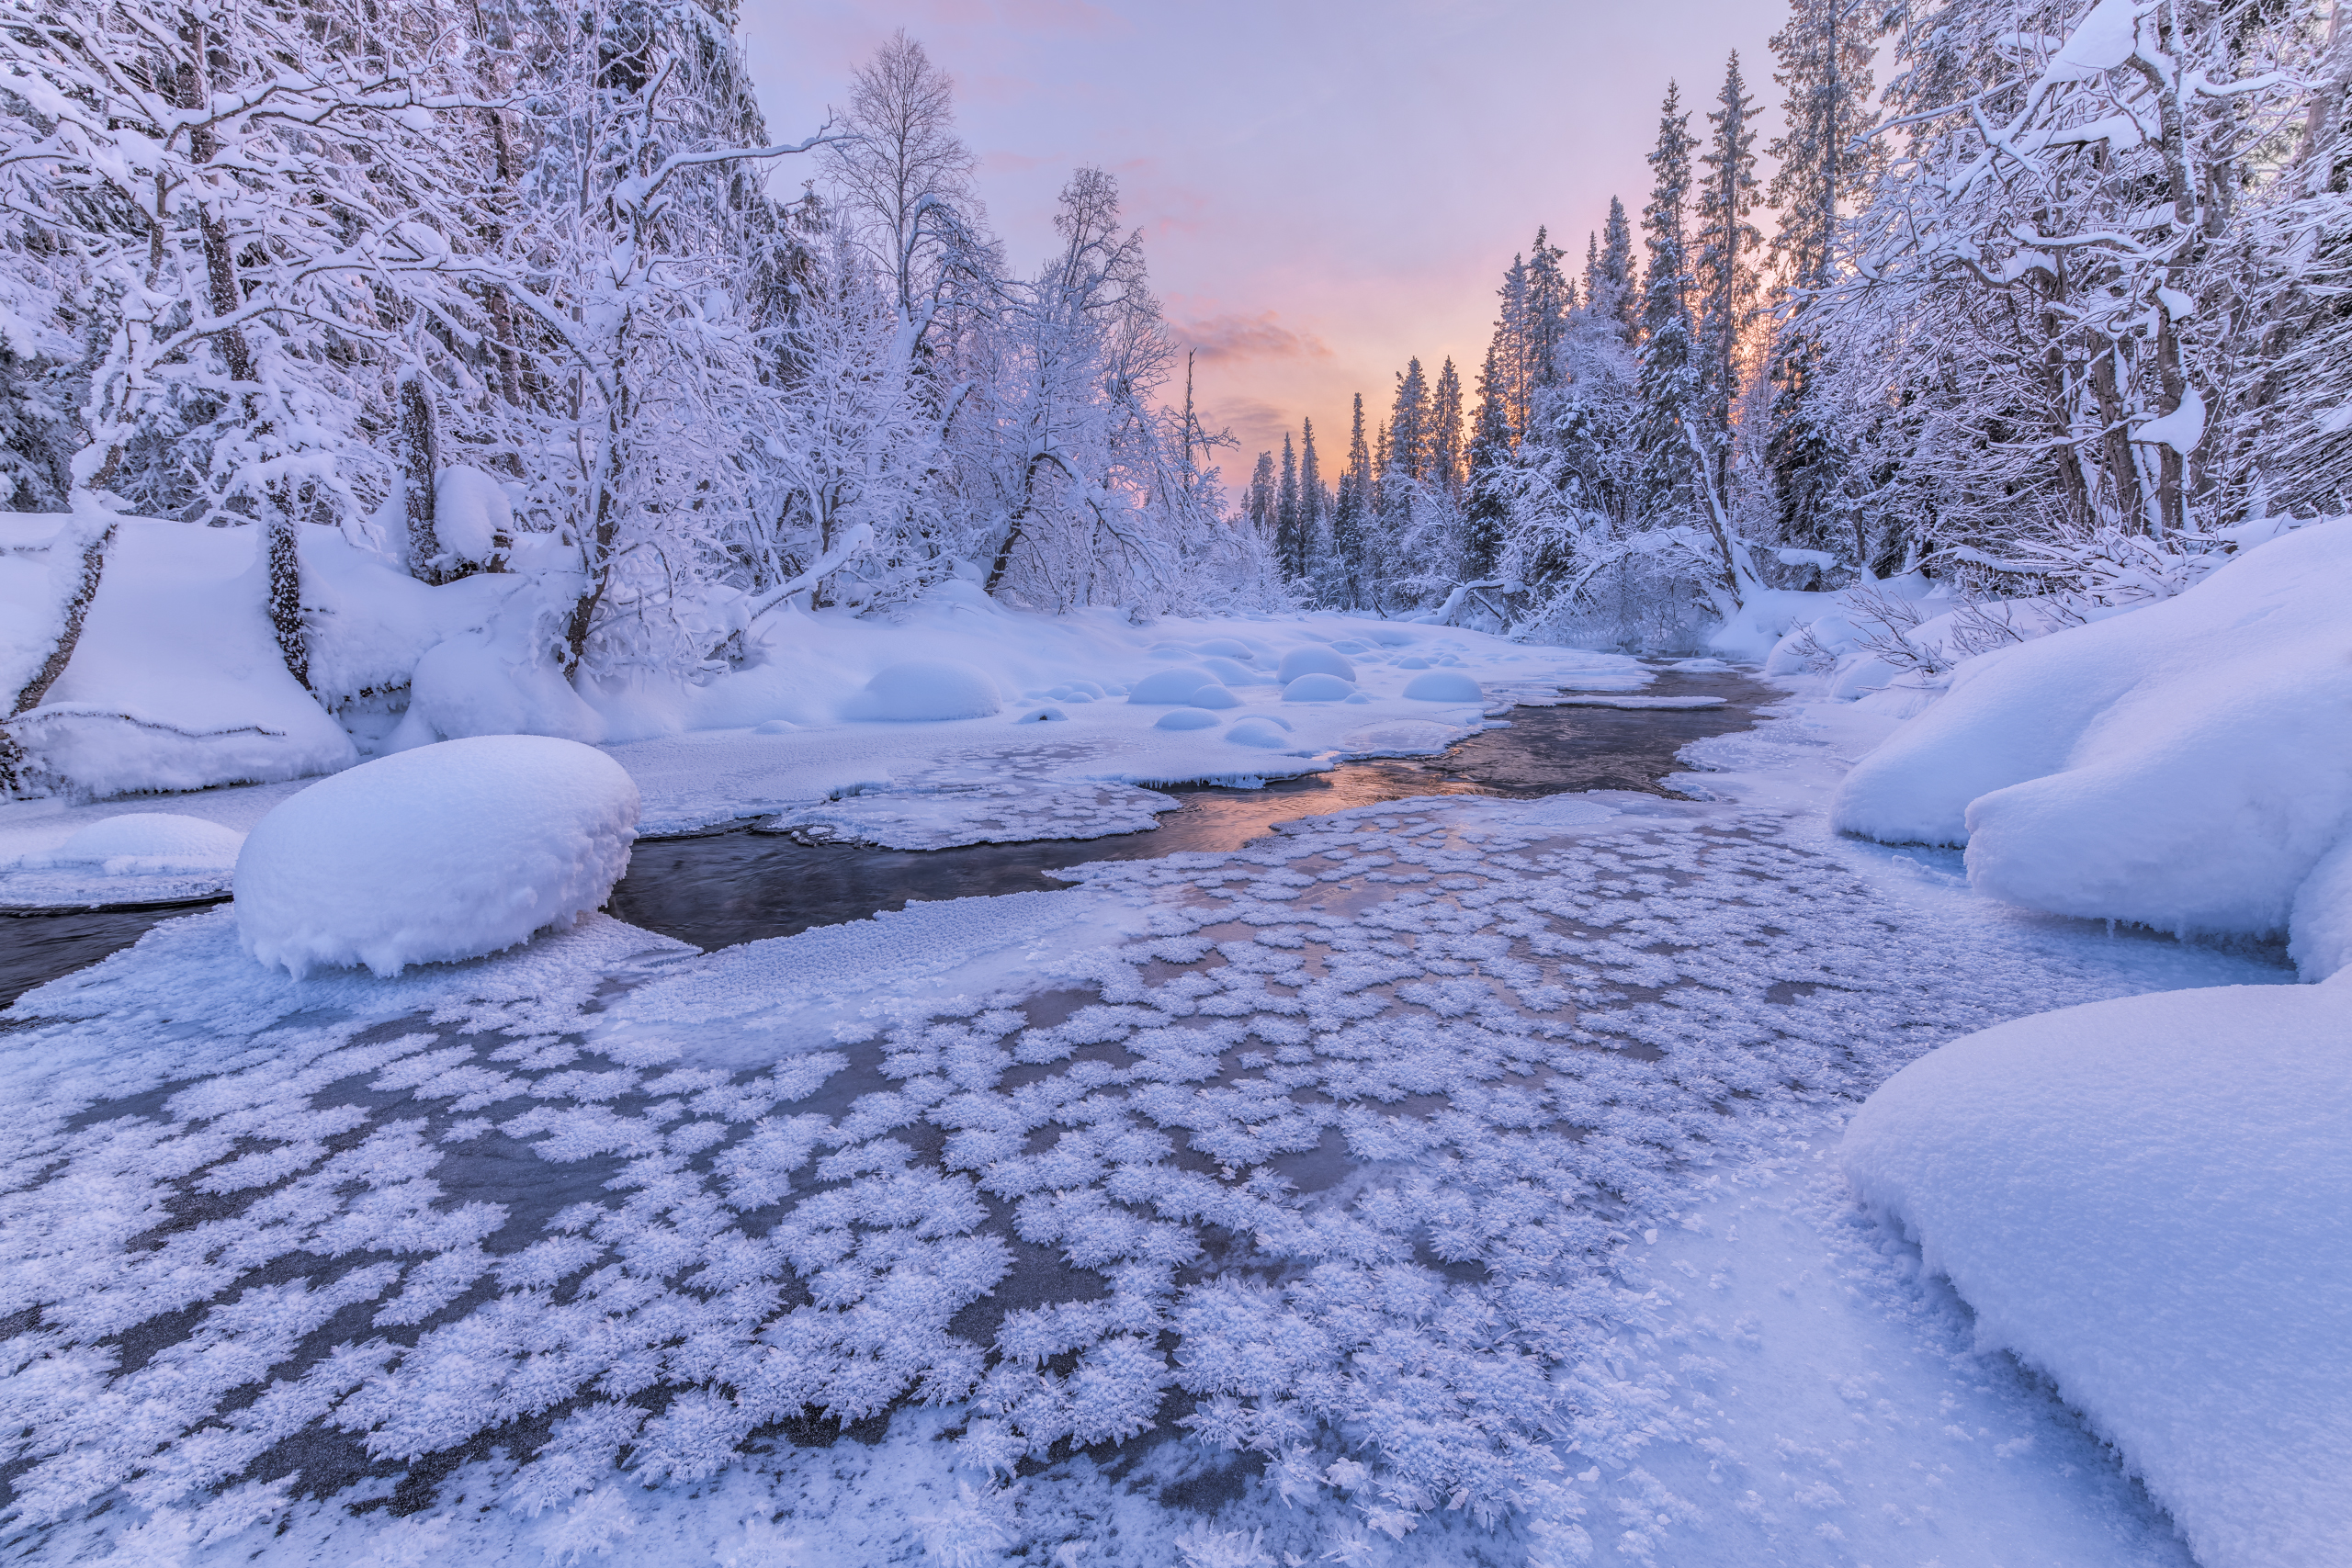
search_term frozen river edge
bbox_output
[0,676,2290,1568]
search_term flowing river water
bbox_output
[0,665,1770,1005]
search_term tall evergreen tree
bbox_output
[1694,53,1761,503]
[1246,450,1277,542]
[1388,358,1430,481]
[1299,417,1325,576]
[1329,393,1374,606]
[1430,357,1466,493]
[1637,81,1700,517]
[1275,432,1302,578]
[1591,197,1638,339]
[1521,228,1573,408]
[1464,344,1512,577]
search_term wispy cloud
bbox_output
[1169,311,1333,364]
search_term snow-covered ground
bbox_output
[0,665,2297,1566]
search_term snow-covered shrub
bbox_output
[234,736,639,976]
[1844,981,2352,1568]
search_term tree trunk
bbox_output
[401,376,443,581]
[0,521,117,794]
[2089,343,2147,532]
[267,516,308,688]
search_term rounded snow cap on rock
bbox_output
[1193,637,1255,660]
[1226,716,1295,748]
[1018,706,1069,723]
[1127,667,1222,704]
[1282,672,1356,703]
[234,735,639,978]
[1155,707,1221,730]
[1403,671,1484,702]
[47,812,244,873]
[856,660,1001,721]
[1277,647,1356,684]
[1187,684,1241,709]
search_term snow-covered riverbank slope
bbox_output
[1,669,2296,1567]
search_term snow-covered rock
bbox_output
[1281,673,1355,703]
[233,735,639,977]
[1830,521,2352,960]
[1224,716,1295,748]
[1276,646,1355,683]
[849,660,1001,721]
[28,813,243,875]
[1842,980,2352,1568]
[1127,666,1225,704]
[1154,707,1219,730]
[1401,671,1482,702]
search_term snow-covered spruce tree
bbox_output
[1322,390,1373,607]
[1759,0,1883,567]
[1430,355,1466,494]
[1274,427,1302,576]
[1635,82,1702,525]
[1461,343,1512,578]
[1245,447,1277,543]
[1693,52,1761,509]
[1298,413,1327,581]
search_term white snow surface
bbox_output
[1831,519,2352,967]
[233,736,639,977]
[6,519,358,795]
[1843,979,2352,1568]
[0,669,2299,1567]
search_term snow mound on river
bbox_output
[27,813,243,875]
[1843,979,2352,1568]
[235,735,639,977]
[848,660,1002,721]
[1829,520,2352,966]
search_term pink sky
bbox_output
[740,1,1787,481]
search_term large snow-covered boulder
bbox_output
[1829,521,2352,958]
[234,735,639,977]
[1843,981,2352,1568]
[15,520,358,795]
[849,660,1001,721]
